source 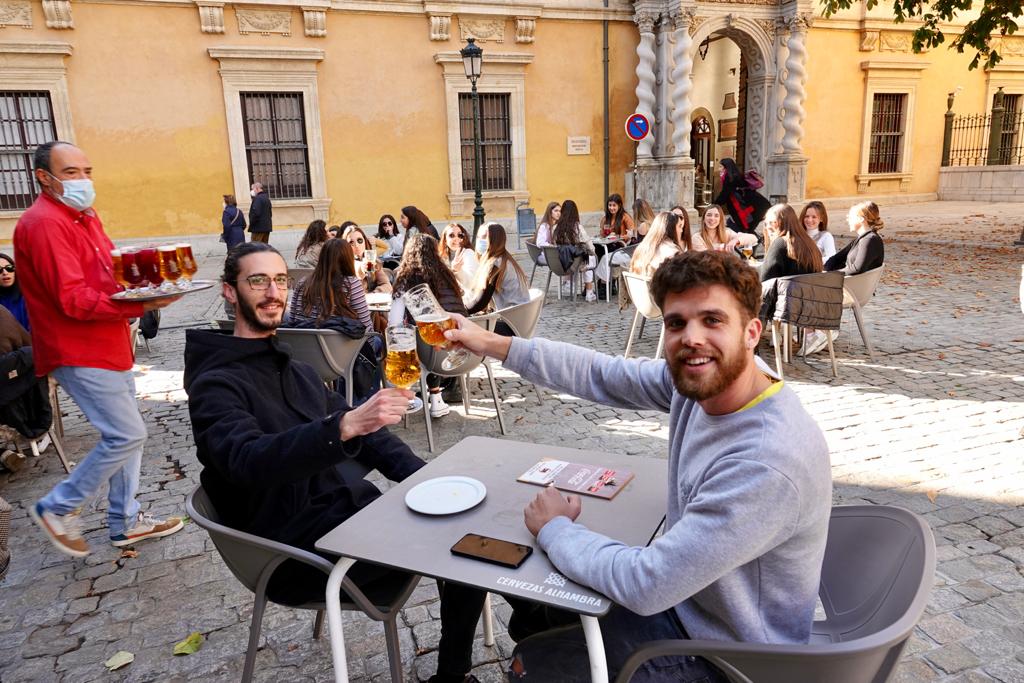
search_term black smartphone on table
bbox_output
[450,533,533,569]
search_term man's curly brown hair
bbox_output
[650,251,762,321]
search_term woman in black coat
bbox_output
[221,194,246,251]
[713,157,770,236]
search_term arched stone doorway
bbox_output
[690,109,714,205]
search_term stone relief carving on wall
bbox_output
[860,30,879,51]
[515,17,535,43]
[688,15,707,37]
[303,8,325,37]
[755,18,777,44]
[992,36,1024,57]
[41,0,73,29]
[429,13,450,41]
[237,8,291,36]
[196,2,225,34]
[0,0,32,28]
[459,17,505,43]
[879,31,910,52]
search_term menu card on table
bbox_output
[517,459,635,500]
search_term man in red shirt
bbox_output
[14,141,183,558]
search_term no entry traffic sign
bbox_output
[625,113,650,141]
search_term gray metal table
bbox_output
[316,435,668,683]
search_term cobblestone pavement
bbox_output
[1,201,1023,682]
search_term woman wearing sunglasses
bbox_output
[0,254,29,332]
[376,214,404,260]
[343,224,392,293]
[438,223,479,289]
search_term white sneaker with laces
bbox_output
[585,290,597,302]
[804,331,830,355]
[111,511,184,547]
[428,392,450,418]
[30,503,89,557]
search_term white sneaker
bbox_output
[428,392,450,418]
[111,512,184,547]
[406,397,424,414]
[585,290,597,302]
[804,331,830,355]
[560,281,571,297]
[30,503,89,557]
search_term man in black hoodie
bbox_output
[183,242,485,683]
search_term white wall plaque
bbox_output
[567,136,591,155]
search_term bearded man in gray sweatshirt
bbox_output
[446,250,832,682]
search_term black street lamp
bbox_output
[460,37,485,236]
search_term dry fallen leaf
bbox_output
[937,353,946,360]
[926,490,938,504]
[120,549,139,560]
[173,632,204,656]
[104,651,134,671]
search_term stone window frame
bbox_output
[0,41,75,221]
[856,60,928,193]
[208,46,330,219]
[434,51,532,216]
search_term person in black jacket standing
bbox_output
[713,158,770,236]
[183,242,485,683]
[248,182,273,243]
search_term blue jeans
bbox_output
[40,366,146,537]
[509,604,728,683]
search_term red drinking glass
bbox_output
[136,248,162,289]
[121,250,145,289]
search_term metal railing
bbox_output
[943,87,1024,167]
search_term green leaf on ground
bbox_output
[104,651,135,671]
[173,632,204,656]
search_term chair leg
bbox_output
[529,263,536,288]
[851,302,876,359]
[482,593,495,647]
[383,616,405,683]
[638,317,646,339]
[771,321,785,380]
[826,331,838,378]
[533,383,544,405]
[783,323,791,363]
[484,362,507,435]
[460,374,471,415]
[420,373,434,453]
[242,593,268,683]
[624,310,641,358]
[49,428,72,474]
[546,271,555,301]
[313,609,325,640]
[654,326,665,360]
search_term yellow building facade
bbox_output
[0,0,1019,239]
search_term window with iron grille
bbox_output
[998,93,1021,165]
[459,93,512,192]
[0,91,57,211]
[240,92,311,200]
[868,93,906,174]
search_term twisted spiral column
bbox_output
[634,11,658,159]
[670,11,694,158]
[781,16,809,154]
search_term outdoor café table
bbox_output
[316,435,668,683]
[365,291,391,313]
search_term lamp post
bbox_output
[461,37,485,237]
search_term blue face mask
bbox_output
[48,172,96,211]
[475,238,487,255]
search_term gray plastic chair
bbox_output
[842,265,884,360]
[525,240,547,290]
[615,505,936,683]
[186,487,419,683]
[765,271,845,379]
[414,312,506,452]
[275,328,377,406]
[495,288,546,404]
[605,243,638,303]
[541,245,587,302]
[622,272,664,359]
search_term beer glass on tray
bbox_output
[158,245,183,291]
[402,283,468,371]
[136,247,162,293]
[175,243,197,286]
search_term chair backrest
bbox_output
[842,265,884,308]
[186,486,334,596]
[525,241,544,265]
[496,288,545,339]
[773,271,845,330]
[622,272,662,320]
[274,328,369,404]
[416,313,499,378]
[541,245,581,277]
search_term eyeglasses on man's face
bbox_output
[0,266,14,273]
[240,274,292,291]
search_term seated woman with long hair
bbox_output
[534,201,561,266]
[599,193,635,240]
[760,203,823,282]
[552,199,598,302]
[377,213,404,259]
[629,211,691,278]
[343,224,392,293]
[294,219,329,268]
[287,237,372,330]
[464,222,530,318]
[389,233,466,418]
[825,200,885,275]
[439,222,479,289]
[692,204,758,252]
[800,201,837,260]
[400,205,440,240]
[632,198,656,241]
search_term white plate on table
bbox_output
[405,476,487,515]
[365,292,392,308]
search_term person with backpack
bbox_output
[713,158,770,236]
[221,194,246,251]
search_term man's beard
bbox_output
[236,294,283,333]
[668,338,748,402]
